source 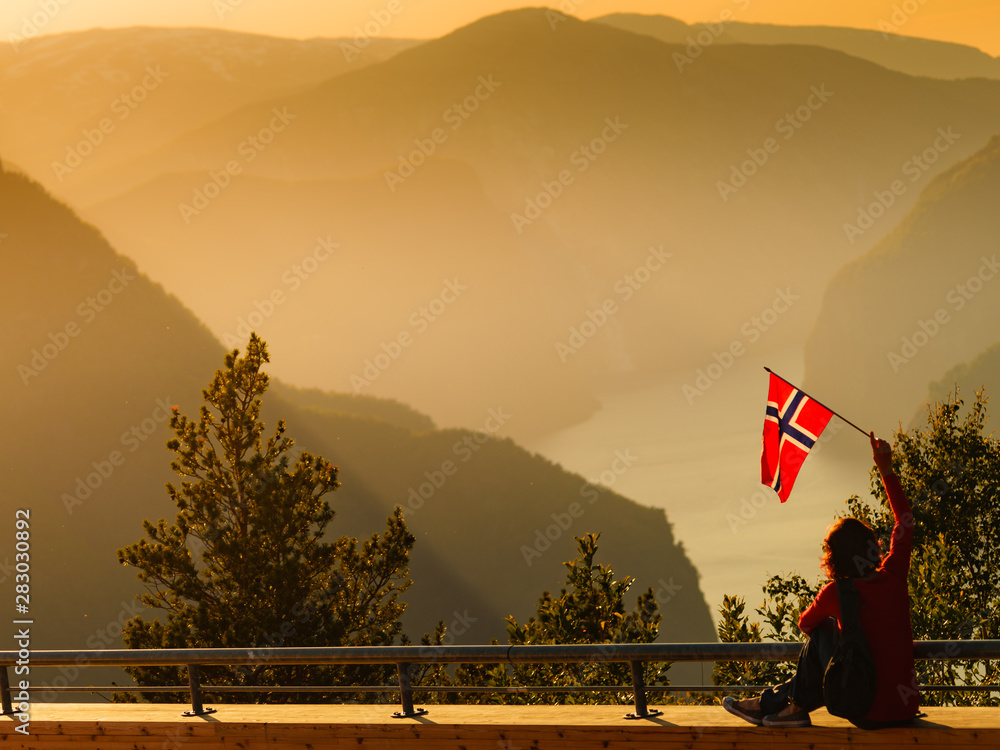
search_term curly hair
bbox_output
[821,517,882,579]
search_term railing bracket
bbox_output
[624,659,663,720]
[183,663,217,717]
[392,708,429,718]
[183,707,218,717]
[624,708,663,720]
[0,667,13,716]
[392,661,428,719]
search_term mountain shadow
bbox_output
[803,134,1000,458]
[0,165,716,691]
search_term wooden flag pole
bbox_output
[764,367,870,438]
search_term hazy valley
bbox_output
[2,6,999,692]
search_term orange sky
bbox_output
[3,0,1000,55]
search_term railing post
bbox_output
[182,664,217,717]
[624,660,662,720]
[0,666,13,716]
[392,662,427,718]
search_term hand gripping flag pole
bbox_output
[761,367,869,502]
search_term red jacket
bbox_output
[798,470,919,723]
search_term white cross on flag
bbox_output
[761,372,834,502]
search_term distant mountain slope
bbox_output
[594,13,1000,80]
[0,163,223,670]
[83,159,601,436]
[802,134,1000,455]
[75,9,1000,214]
[0,27,422,195]
[921,342,1000,424]
[0,167,715,681]
[271,382,436,433]
[71,9,1000,435]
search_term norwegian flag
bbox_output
[761,372,834,502]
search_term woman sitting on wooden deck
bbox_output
[723,433,920,729]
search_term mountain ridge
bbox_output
[0,25,423,193]
[593,12,1000,80]
[803,134,1000,458]
[1,167,715,683]
[64,9,1000,438]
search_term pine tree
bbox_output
[446,533,671,705]
[117,334,415,702]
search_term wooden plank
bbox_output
[2,703,997,750]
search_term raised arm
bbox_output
[871,432,913,578]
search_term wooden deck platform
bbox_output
[2,703,998,749]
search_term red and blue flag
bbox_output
[761,372,834,502]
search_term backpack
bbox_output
[823,578,877,720]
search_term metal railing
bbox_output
[2,640,998,719]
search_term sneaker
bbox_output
[722,696,766,726]
[762,707,812,728]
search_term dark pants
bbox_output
[759,618,839,715]
[759,618,920,729]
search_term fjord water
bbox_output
[524,349,875,630]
